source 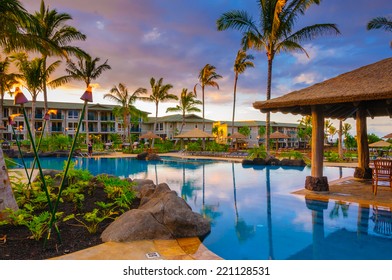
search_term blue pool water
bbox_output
[12,156,392,260]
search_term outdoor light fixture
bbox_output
[44,109,58,120]
[13,87,28,105]
[80,86,93,102]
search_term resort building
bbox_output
[141,114,215,140]
[1,99,145,142]
[213,120,300,148]
[1,99,301,147]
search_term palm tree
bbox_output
[166,88,202,135]
[104,83,147,142]
[367,16,392,47]
[51,55,111,143]
[231,50,254,136]
[13,53,61,141]
[194,64,222,132]
[26,0,87,118]
[0,55,20,128]
[217,0,340,152]
[140,77,177,144]
[0,0,32,51]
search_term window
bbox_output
[68,110,79,119]
[155,123,163,131]
[68,122,78,131]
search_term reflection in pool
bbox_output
[13,156,392,259]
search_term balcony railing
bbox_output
[100,116,115,121]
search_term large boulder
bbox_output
[280,158,306,167]
[101,209,172,242]
[101,183,210,242]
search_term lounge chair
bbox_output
[372,159,392,195]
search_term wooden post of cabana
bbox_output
[305,106,329,191]
[354,105,372,179]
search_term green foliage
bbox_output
[247,145,267,159]
[96,174,136,211]
[238,126,251,137]
[344,134,357,149]
[51,134,71,150]
[281,150,304,160]
[186,142,202,151]
[154,140,174,153]
[368,133,381,144]
[64,208,117,234]
[325,151,341,162]
[1,207,61,241]
[205,141,228,152]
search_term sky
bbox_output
[18,0,392,137]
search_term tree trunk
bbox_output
[31,95,36,145]
[85,105,89,145]
[42,57,50,136]
[0,148,18,219]
[338,120,343,159]
[265,58,273,153]
[231,73,238,137]
[202,86,205,150]
[152,102,159,147]
[0,92,4,140]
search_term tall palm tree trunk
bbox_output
[85,105,89,145]
[31,95,36,144]
[265,58,273,153]
[231,73,238,137]
[42,57,49,136]
[202,86,205,150]
[0,148,18,218]
[152,102,159,147]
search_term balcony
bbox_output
[100,116,115,121]
[101,127,116,132]
[51,127,63,132]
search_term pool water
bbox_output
[12,156,392,260]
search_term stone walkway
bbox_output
[51,238,222,260]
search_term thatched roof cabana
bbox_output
[253,57,392,119]
[174,128,215,139]
[253,57,392,191]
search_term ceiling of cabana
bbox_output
[253,57,392,120]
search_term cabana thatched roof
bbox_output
[253,57,392,119]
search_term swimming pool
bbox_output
[13,156,392,260]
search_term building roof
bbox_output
[219,120,299,128]
[253,57,392,119]
[2,99,150,114]
[174,128,215,138]
[145,114,214,124]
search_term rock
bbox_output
[136,152,148,160]
[241,159,254,166]
[253,158,266,165]
[101,209,172,242]
[353,167,372,179]
[305,176,329,192]
[146,153,161,161]
[280,159,306,167]
[101,182,211,242]
[265,156,281,166]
